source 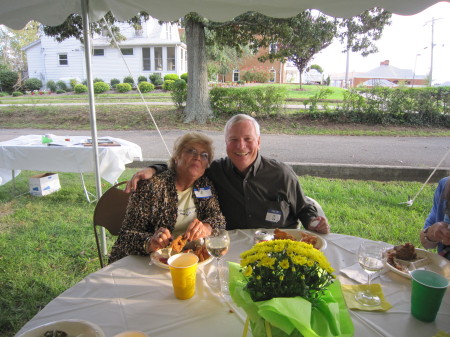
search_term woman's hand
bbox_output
[308,216,330,234]
[422,222,450,247]
[184,219,212,241]
[148,227,172,252]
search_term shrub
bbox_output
[209,86,287,116]
[162,79,175,91]
[138,81,155,93]
[138,75,147,83]
[93,77,104,83]
[74,84,88,94]
[116,83,132,93]
[56,89,66,94]
[46,80,57,92]
[171,79,187,108]
[56,80,68,91]
[164,74,179,81]
[110,78,120,88]
[69,78,79,90]
[0,92,9,97]
[12,91,23,97]
[0,70,19,93]
[23,78,43,91]
[149,73,163,86]
[180,73,188,82]
[242,68,271,83]
[123,76,134,85]
[93,81,110,94]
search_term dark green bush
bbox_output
[162,80,175,91]
[149,73,162,85]
[116,83,132,93]
[110,78,120,88]
[138,75,147,83]
[0,92,9,97]
[123,76,134,85]
[180,73,188,82]
[138,81,155,93]
[12,91,23,97]
[171,79,187,108]
[74,84,88,94]
[93,77,104,83]
[0,70,19,93]
[242,68,270,83]
[56,80,67,91]
[93,81,110,94]
[46,80,57,92]
[164,74,179,81]
[209,86,287,116]
[23,78,43,91]
[56,89,66,94]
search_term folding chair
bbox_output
[93,181,130,268]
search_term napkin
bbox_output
[433,331,450,337]
[340,263,384,284]
[341,284,392,311]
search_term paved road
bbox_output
[1,128,449,169]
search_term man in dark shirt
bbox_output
[126,114,330,233]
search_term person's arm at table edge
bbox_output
[125,164,168,193]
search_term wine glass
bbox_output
[355,241,387,306]
[205,229,230,295]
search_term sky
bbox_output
[313,1,450,85]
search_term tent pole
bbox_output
[81,0,106,255]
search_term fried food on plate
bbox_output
[171,235,188,253]
[273,228,296,240]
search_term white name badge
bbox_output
[265,209,282,223]
[194,187,212,198]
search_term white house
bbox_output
[23,19,187,88]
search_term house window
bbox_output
[142,48,151,71]
[121,48,133,56]
[59,54,68,66]
[93,49,104,56]
[154,47,163,71]
[270,69,276,82]
[167,47,175,71]
[270,43,278,54]
[233,70,240,82]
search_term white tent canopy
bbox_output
[1,0,446,30]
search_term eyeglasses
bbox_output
[185,148,209,161]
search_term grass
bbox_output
[0,169,437,336]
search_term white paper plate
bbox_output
[386,248,450,279]
[17,319,105,337]
[150,249,214,270]
[270,229,327,250]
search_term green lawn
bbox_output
[0,169,437,336]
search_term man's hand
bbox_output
[125,167,156,193]
[308,216,330,234]
[425,222,450,246]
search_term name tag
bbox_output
[194,187,212,198]
[265,209,281,223]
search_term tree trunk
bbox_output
[184,19,212,123]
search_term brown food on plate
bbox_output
[273,228,296,241]
[171,235,188,253]
[393,242,417,261]
[300,232,318,246]
[193,245,210,262]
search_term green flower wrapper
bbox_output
[229,262,354,337]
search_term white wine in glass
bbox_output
[355,241,386,306]
[205,229,230,295]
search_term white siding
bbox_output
[24,19,187,87]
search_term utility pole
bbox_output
[425,17,442,86]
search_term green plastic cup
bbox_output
[410,270,449,322]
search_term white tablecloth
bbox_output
[0,135,142,185]
[15,230,450,337]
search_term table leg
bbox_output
[79,173,97,203]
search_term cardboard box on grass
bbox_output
[29,173,61,196]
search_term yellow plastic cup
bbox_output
[167,253,199,300]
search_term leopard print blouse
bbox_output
[108,170,226,264]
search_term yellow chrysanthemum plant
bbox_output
[240,240,335,303]
[228,239,354,337]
